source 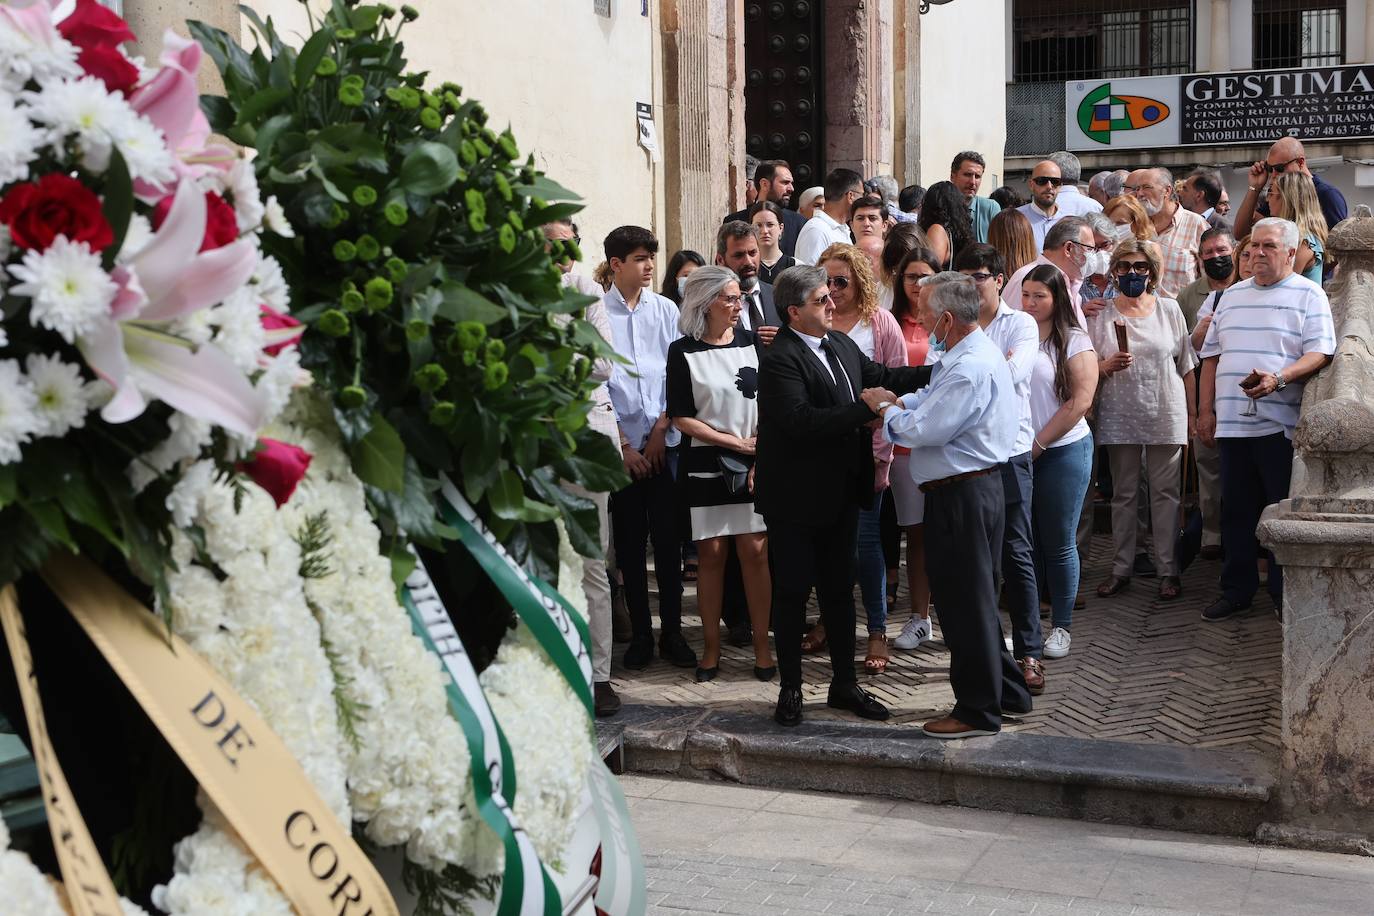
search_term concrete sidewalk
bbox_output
[625,774,1374,916]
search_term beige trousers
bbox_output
[566,483,613,682]
[1106,444,1183,579]
[1192,436,1222,548]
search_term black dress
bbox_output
[666,330,766,539]
[758,254,796,286]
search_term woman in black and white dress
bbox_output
[666,266,774,683]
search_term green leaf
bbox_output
[436,281,507,325]
[399,142,460,197]
[199,94,237,132]
[528,471,601,558]
[254,113,295,160]
[366,456,454,544]
[26,501,76,551]
[101,148,133,271]
[553,430,631,493]
[389,545,417,595]
[351,412,406,493]
[0,465,16,508]
[294,27,335,88]
[312,124,388,172]
[349,4,384,31]
[488,469,525,520]
[523,174,583,204]
[57,475,123,550]
[236,86,292,125]
[187,20,258,89]
[526,201,582,228]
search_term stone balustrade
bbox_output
[1258,205,1374,849]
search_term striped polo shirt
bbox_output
[1199,273,1335,440]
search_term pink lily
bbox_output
[78,180,266,435]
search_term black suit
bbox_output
[724,207,808,259]
[756,327,931,690]
[734,282,781,335]
[1205,210,1232,232]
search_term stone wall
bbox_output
[1259,207,1374,844]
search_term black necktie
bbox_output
[820,338,853,403]
[747,291,764,329]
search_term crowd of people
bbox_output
[551,136,1342,738]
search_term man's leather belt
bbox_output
[919,466,999,494]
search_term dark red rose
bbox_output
[237,439,312,508]
[152,190,240,251]
[77,45,141,95]
[0,173,114,252]
[260,305,303,356]
[58,0,135,50]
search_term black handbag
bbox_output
[716,452,751,495]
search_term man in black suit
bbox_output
[756,264,932,726]
[724,159,808,259]
[716,221,780,345]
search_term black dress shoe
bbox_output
[695,665,718,683]
[1133,552,1158,578]
[727,621,753,648]
[622,637,654,670]
[753,665,776,682]
[1201,596,1250,623]
[659,631,698,668]
[774,686,803,726]
[1199,544,1223,561]
[826,682,890,721]
[594,682,621,717]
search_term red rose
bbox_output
[58,0,135,50]
[237,439,312,508]
[77,45,141,95]
[152,190,240,251]
[260,305,303,356]
[0,173,114,252]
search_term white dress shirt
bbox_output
[880,328,1018,484]
[789,326,856,392]
[794,210,853,266]
[1054,185,1104,217]
[605,285,682,449]
[981,301,1040,456]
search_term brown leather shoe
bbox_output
[922,716,998,739]
[594,681,621,718]
[1019,657,1045,695]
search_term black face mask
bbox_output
[1202,255,1233,282]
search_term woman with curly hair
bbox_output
[917,180,975,268]
[795,243,908,674]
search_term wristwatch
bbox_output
[1274,372,1287,391]
[875,400,894,415]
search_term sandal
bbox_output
[1158,576,1182,601]
[800,623,827,654]
[864,633,889,675]
[1096,575,1131,597]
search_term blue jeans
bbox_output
[1032,435,1093,630]
[1000,452,1042,659]
[855,490,887,633]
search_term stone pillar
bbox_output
[123,0,238,93]
[1258,208,1374,845]
[894,0,921,183]
[823,0,894,177]
[661,0,745,256]
[1210,0,1232,71]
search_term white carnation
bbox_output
[256,346,302,422]
[127,413,211,493]
[0,359,39,464]
[0,91,40,185]
[166,459,215,529]
[8,236,117,344]
[25,352,96,437]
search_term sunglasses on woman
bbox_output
[826,276,850,290]
[1113,261,1152,275]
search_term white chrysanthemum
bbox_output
[208,285,266,375]
[225,158,264,232]
[251,255,289,314]
[23,75,127,172]
[117,213,154,262]
[7,236,117,343]
[0,359,39,465]
[25,352,95,438]
[256,346,302,422]
[0,326,7,349]
[262,195,294,238]
[0,92,40,186]
[0,16,79,93]
[109,109,174,187]
[127,412,212,493]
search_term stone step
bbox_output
[601,704,1278,837]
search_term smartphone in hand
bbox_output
[1239,371,1263,390]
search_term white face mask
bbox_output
[1084,249,1112,277]
[677,277,688,296]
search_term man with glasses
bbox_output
[1016,159,1066,252]
[1233,136,1348,243]
[756,265,932,727]
[1000,216,1094,329]
[1124,167,1207,298]
[795,168,864,266]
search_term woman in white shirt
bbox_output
[1022,265,1097,660]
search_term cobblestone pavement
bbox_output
[625,775,1374,916]
[610,535,1281,756]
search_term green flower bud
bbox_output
[484,338,506,360]
[378,3,396,18]
[401,4,419,21]
[396,87,420,109]
[338,85,365,106]
[383,201,408,226]
[464,188,486,216]
[364,276,394,311]
[317,309,351,337]
[341,289,365,312]
[422,91,440,109]
[498,223,516,253]
[351,184,377,206]
[341,74,365,90]
[419,107,442,130]
[385,257,408,282]
[339,385,368,408]
[472,137,492,159]
[574,358,592,383]
[493,173,512,202]
[483,361,509,390]
[384,87,403,102]
[355,234,381,261]
[322,202,346,229]
[565,238,583,261]
[456,321,486,350]
[336,27,357,39]
[521,165,537,184]
[428,400,456,426]
[461,349,478,366]
[497,134,519,160]
[413,363,448,392]
[314,57,338,77]
[472,103,488,125]
[506,210,524,232]
[332,239,357,262]
[458,139,477,167]
[443,91,460,110]
[468,211,486,233]
[405,318,429,341]
[480,127,498,145]
[440,81,462,96]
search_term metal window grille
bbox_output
[1013,0,1194,83]
[1253,1,1344,69]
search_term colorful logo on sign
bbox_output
[1077,82,1171,144]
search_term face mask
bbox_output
[1202,255,1234,282]
[677,277,687,296]
[1113,224,1134,242]
[928,315,949,356]
[1116,273,1149,297]
[1084,250,1112,277]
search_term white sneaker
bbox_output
[893,616,932,650]
[1043,627,1072,659]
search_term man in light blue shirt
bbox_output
[866,273,1031,738]
[951,151,1001,244]
[602,225,697,672]
[1016,159,1067,252]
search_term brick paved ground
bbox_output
[610,534,1281,757]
